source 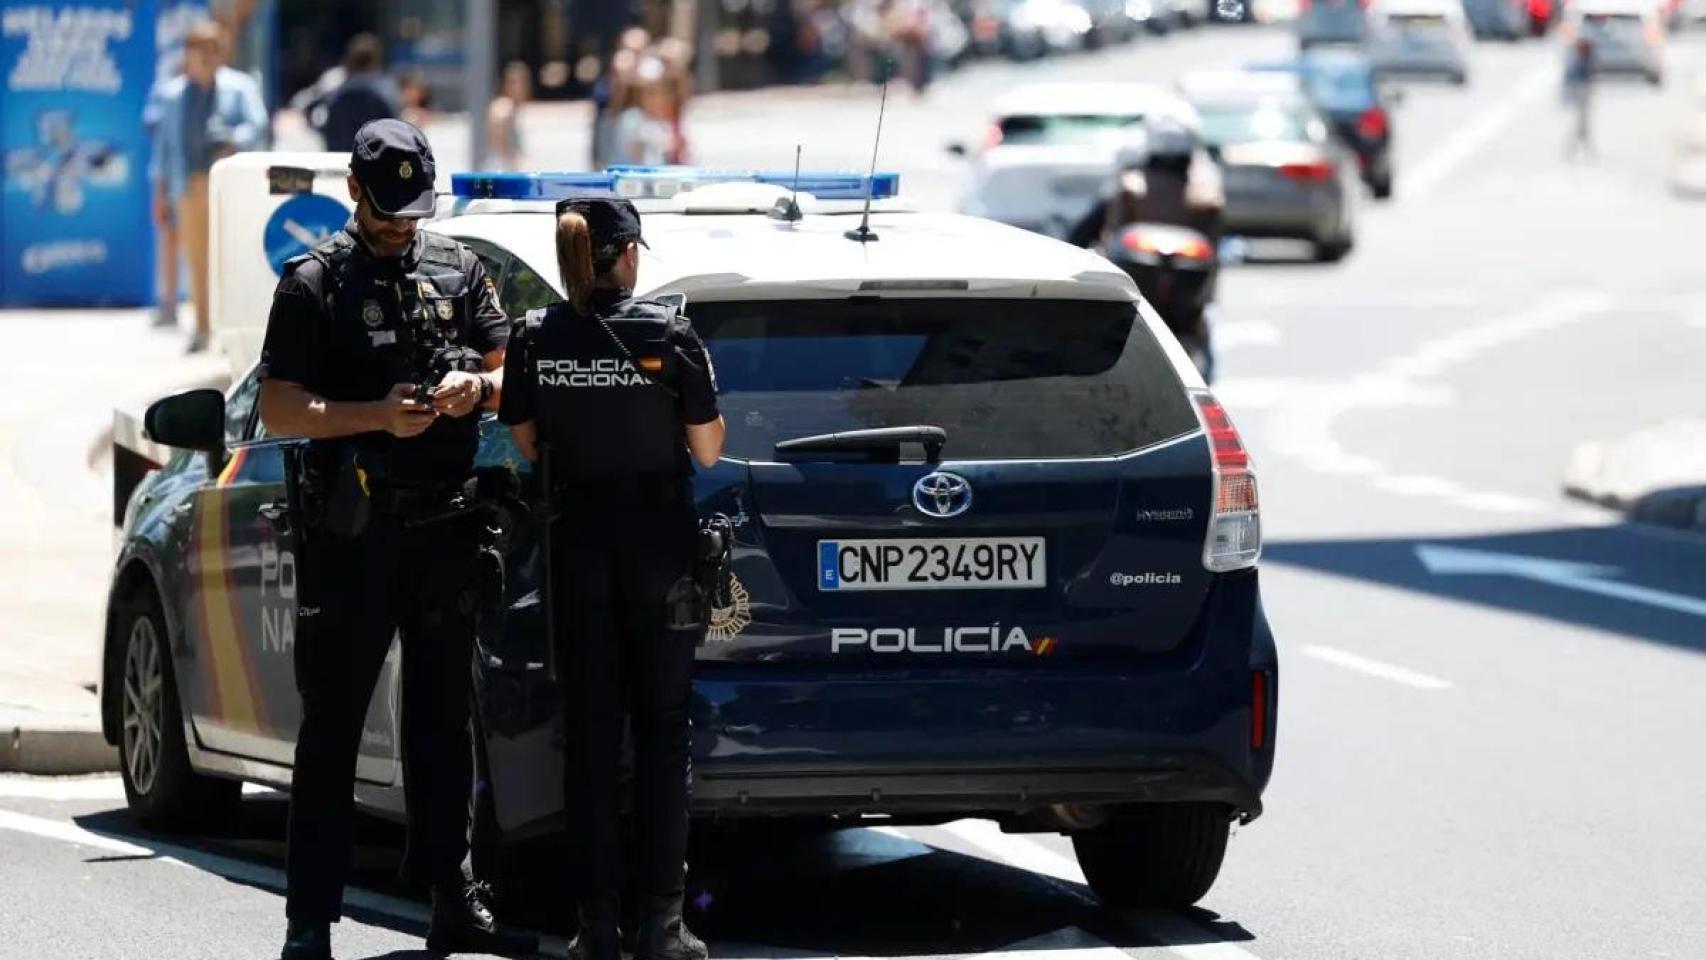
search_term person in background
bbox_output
[486,61,532,171]
[399,70,435,128]
[654,37,695,164]
[143,75,179,330]
[1563,36,1596,160]
[612,61,675,166]
[313,33,401,153]
[147,19,268,353]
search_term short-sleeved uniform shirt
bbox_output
[259,224,508,485]
[499,291,718,481]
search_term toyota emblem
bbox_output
[913,472,973,518]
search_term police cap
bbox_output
[349,118,437,219]
[555,196,650,262]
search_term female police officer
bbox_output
[499,197,724,960]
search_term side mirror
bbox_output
[945,141,968,158]
[145,388,226,452]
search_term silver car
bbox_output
[1370,3,1472,85]
[1570,4,1665,86]
[1181,71,1357,262]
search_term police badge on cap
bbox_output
[350,119,436,219]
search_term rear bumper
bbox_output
[1224,188,1343,239]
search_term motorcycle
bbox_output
[1104,221,1218,382]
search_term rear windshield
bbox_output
[1301,4,1367,39]
[690,298,1197,461]
[998,114,1142,146]
[1303,63,1376,110]
[1196,104,1314,145]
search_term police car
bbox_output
[101,165,1277,909]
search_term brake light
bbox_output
[1193,392,1261,572]
[1122,231,1213,259]
[1278,161,1335,182]
[983,123,1004,150]
[1251,671,1270,749]
[1121,231,1160,254]
[1356,107,1388,140]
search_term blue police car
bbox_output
[102,168,1276,908]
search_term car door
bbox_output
[184,369,401,785]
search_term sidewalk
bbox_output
[0,308,228,773]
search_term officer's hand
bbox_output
[431,371,484,418]
[378,383,437,438]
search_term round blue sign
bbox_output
[263,194,349,276]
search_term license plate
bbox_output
[818,537,1047,591]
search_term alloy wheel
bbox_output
[121,616,165,796]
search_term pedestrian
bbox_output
[256,118,538,960]
[312,33,402,153]
[399,69,435,128]
[1564,36,1596,160]
[146,19,267,352]
[498,197,726,960]
[612,60,675,165]
[485,61,532,171]
[653,37,695,163]
[143,75,179,330]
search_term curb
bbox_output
[2,724,120,776]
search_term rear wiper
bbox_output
[774,425,947,461]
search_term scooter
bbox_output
[1104,221,1218,382]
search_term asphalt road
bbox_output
[7,23,1706,960]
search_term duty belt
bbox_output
[369,482,462,518]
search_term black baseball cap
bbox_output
[349,119,436,219]
[555,196,649,262]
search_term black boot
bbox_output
[634,894,708,960]
[425,880,539,957]
[280,920,333,960]
[565,899,622,960]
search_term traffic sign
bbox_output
[262,194,348,277]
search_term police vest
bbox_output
[524,296,690,483]
[285,229,485,484]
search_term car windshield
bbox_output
[998,113,1143,145]
[689,298,1197,461]
[1302,62,1377,110]
[1195,104,1313,145]
[1582,12,1644,35]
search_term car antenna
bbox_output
[770,144,804,223]
[844,82,888,244]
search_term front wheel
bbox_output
[1072,803,1233,908]
[116,590,240,831]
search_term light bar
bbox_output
[450,166,900,203]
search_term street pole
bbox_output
[467,0,496,169]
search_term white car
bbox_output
[952,82,1200,238]
[1566,0,1666,85]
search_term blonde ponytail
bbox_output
[555,210,595,314]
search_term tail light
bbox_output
[1251,670,1270,749]
[983,123,1004,150]
[1120,231,1213,260]
[1278,160,1335,182]
[1356,106,1388,140]
[1645,21,1662,45]
[1193,392,1261,572]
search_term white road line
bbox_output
[1214,320,1281,350]
[1405,63,1558,201]
[936,820,1268,960]
[0,808,569,954]
[1301,645,1454,691]
[0,775,278,802]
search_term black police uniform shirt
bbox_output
[498,290,718,480]
[258,222,507,485]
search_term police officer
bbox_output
[499,197,725,960]
[257,119,536,960]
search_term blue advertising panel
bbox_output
[0,0,206,306]
[262,192,345,276]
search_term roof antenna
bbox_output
[844,82,888,244]
[771,144,804,223]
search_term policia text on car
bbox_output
[256,119,536,960]
[499,197,727,960]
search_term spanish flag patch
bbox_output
[637,356,665,374]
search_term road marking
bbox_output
[1301,645,1454,690]
[936,820,1268,960]
[0,775,277,802]
[1214,320,1281,350]
[1405,63,1557,201]
[0,808,569,954]
[1416,544,1706,619]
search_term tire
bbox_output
[116,590,240,831]
[1314,234,1354,262]
[1370,174,1393,200]
[1072,803,1233,908]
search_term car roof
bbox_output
[1380,0,1463,16]
[433,200,1138,305]
[1179,71,1310,109]
[991,82,1197,122]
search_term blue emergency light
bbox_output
[449,166,900,203]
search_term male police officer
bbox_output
[257,119,536,960]
[500,197,725,960]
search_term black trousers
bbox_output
[553,492,698,906]
[286,512,480,923]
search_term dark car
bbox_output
[100,168,1278,910]
[1252,52,1397,198]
